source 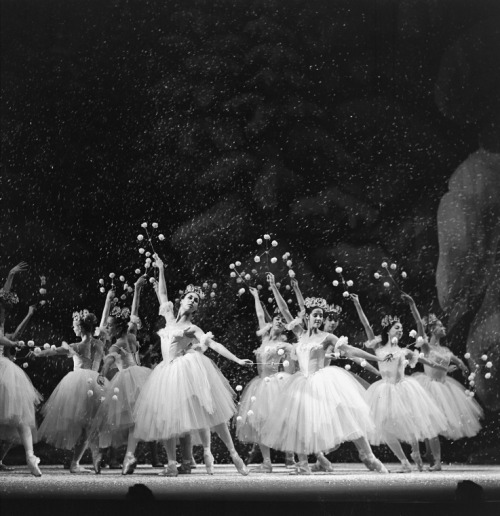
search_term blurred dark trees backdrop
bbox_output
[1,0,499,463]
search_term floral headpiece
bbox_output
[422,313,439,328]
[110,306,131,320]
[304,297,328,310]
[0,288,19,306]
[326,304,342,316]
[381,314,400,328]
[183,284,205,299]
[72,309,90,323]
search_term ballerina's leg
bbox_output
[410,439,424,471]
[352,436,388,473]
[212,422,248,475]
[384,434,412,472]
[70,428,93,473]
[428,436,442,471]
[17,424,41,477]
[122,427,139,475]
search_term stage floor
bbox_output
[1,463,499,515]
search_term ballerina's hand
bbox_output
[248,286,259,297]
[135,275,147,288]
[400,292,414,304]
[266,272,276,286]
[290,278,298,289]
[153,253,164,269]
[349,293,359,303]
[238,359,253,367]
[97,375,106,386]
[106,289,115,301]
[10,261,28,274]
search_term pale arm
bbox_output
[3,262,28,292]
[154,254,169,305]
[99,289,115,329]
[128,276,146,335]
[192,327,252,366]
[267,273,298,332]
[350,294,375,340]
[249,287,267,329]
[11,304,36,340]
[290,278,306,315]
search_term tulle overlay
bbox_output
[366,376,448,444]
[412,373,483,439]
[0,356,42,442]
[92,365,151,448]
[38,369,103,449]
[134,351,236,442]
[235,372,291,443]
[260,367,375,454]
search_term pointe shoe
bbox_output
[315,455,334,472]
[204,450,215,475]
[26,455,42,477]
[285,453,296,468]
[251,461,272,473]
[190,457,198,469]
[177,460,192,475]
[411,451,424,472]
[363,456,389,474]
[289,460,311,476]
[121,455,137,475]
[231,453,249,476]
[394,461,413,473]
[70,464,93,474]
[92,451,103,474]
[0,464,15,472]
[429,462,442,472]
[158,462,178,477]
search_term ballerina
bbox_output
[91,275,152,475]
[410,311,483,471]
[362,293,449,472]
[33,310,104,473]
[235,286,295,473]
[261,274,389,475]
[133,254,253,477]
[0,302,38,471]
[0,261,42,476]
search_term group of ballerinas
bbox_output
[0,255,484,478]
[234,273,483,474]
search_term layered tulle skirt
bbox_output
[412,373,483,439]
[366,376,449,445]
[0,356,42,443]
[235,372,291,443]
[91,365,151,448]
[133,352,236,442]
[260,366,375,455]
[38,368,104,450]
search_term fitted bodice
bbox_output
[108,344,140,371]
[423,346,451,382]
[295,331,328,377]
[376,346,407,384]
[254,337,286,377]
[158,324,198,362]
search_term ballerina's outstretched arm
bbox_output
[153,254,176,324]
[324,334,392,363]
[128,275,146,335]
[99,289,115,333]
[290,278,306,316]
[2,261,28,293]
[10,304,37,341]
[267,273,303,338]
[190,325,252,367]
[248,286,269,330]
[349,293,375,341]
[401,292,430,354]
[449,353,469,377]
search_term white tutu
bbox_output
[235,372,291,443]
[92,365,151,448]
[366,376,449,445]
[38,369,104,450]
[0,356,42,443]
[133,351,236,442]
[412,373,483,439]
[260,366,375,454]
